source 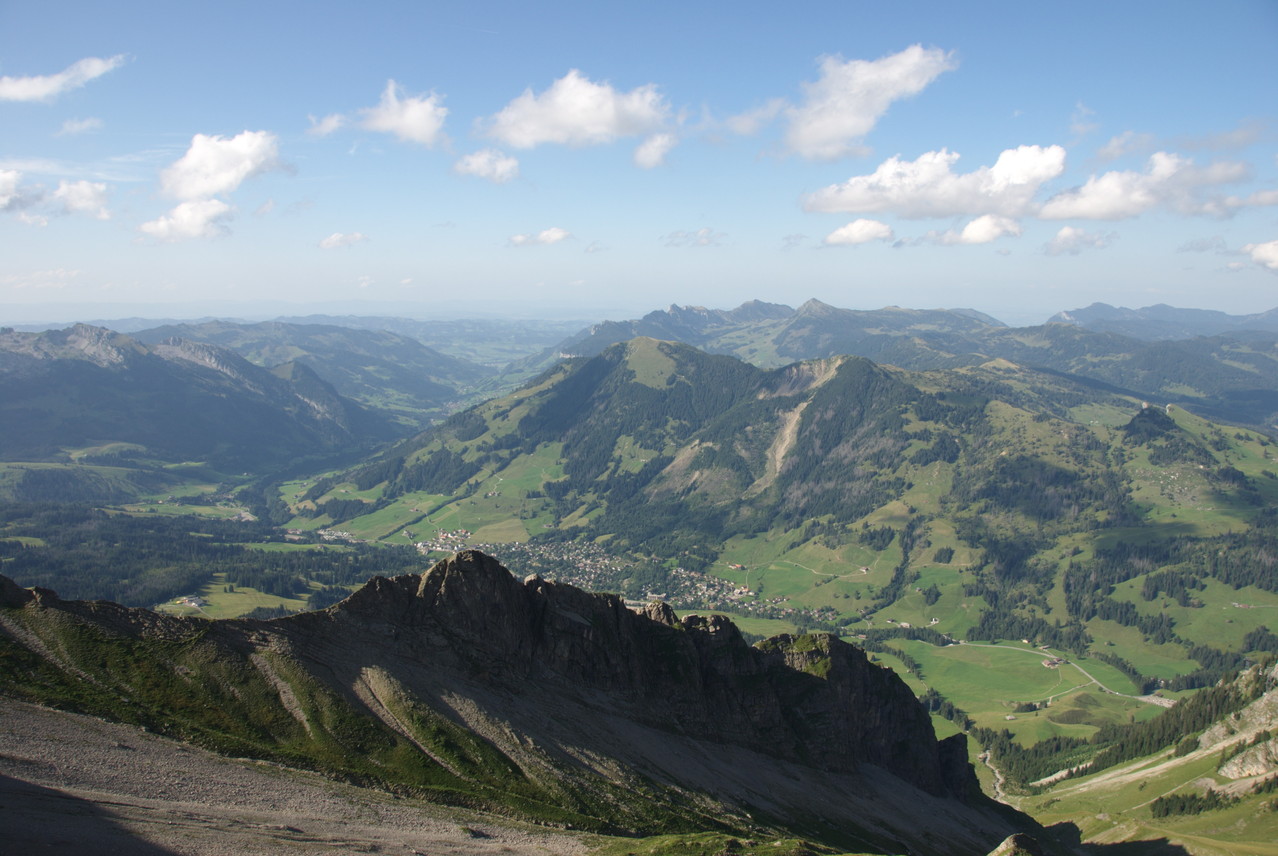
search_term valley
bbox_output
[2,300,1277,855]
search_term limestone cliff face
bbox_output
[0,551,1018,854]
[288,550,972,797]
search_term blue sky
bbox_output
[2,0,1277,325]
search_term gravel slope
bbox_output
[0,698,591,856]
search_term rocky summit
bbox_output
[0,551,1038,854]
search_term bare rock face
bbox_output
[987,832,1046,856]
[308,550,967,796]
[0,551,1024,854]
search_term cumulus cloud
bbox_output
[0,55,126,102]
[509,227,571,246]
[57,117,103,136]
[1243,239,1278,272]
[359,80,448,146]
[934,214,1023,245]
[634,133,677,168]
[454,149,520,183]
[485,69,669,149]
[319,231,368,249]
[824,219,894,246]
[664,227,725,247]
[783,46,956,160]
[160,131,280,200]
[1044,226,1115,255]
[139,199,234,241]
[306,113,346,137]
[804,145,1066,218]
[1040,152,1250,220]
[52,180,110,219]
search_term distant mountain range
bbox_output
[132,320,494,427]
[518,300,1278,430]
[0,324,396,473]
[1049,302,1278,339]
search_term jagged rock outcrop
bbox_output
[987,832,1047,856]
[0,551,1031,854]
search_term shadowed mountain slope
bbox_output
[0,551,1038,854]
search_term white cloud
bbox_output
[784,46,956,160]
[634,133,677,168]
[941,214,1022,244]
[485,69,669,149]
[139,199,234,241]
[824,219,894,246]
[0,170,20,209]
[319,231,368,249]
[454,149,519,183]
[1225,188,1278,209]
[19,212,48,227]
[509,227,571,246]
[53,180,110,219]
[306,113,346,137]
[359,81,448,146]
[664,227,725,247]
[1243,239,1278,272]
[804,145,1066,218]
[57,117,103,136]
[0,55,126,102]
[160,131,280,200]
[1044,226,1115,255]
[1040,152,1250,220]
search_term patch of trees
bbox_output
[1149,790,1237,817]
[969,727,1092,790]
[0,504,424,608]
[918,688,973,730]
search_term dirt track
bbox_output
[0,697,591,856]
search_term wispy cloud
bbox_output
[0,55,126,102]
[509,226,571,246]
[319,231,368,249]
[664,227,725,247]
[57,117,103,136]
[783,46,956,160]
[1044,226,1116,255]
[454,149,519,183]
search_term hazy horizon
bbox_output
[4,1,1277,325]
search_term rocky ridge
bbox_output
[0,550,1034,855]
